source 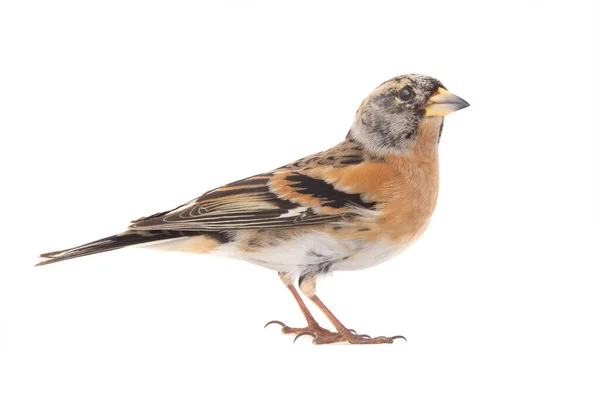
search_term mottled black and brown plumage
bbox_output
[37,74,469,344]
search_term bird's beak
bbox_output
[425,88,470,117]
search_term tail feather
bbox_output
[36,230,196,266]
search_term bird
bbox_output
[37,74,469,344]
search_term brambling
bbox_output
[37,74,469,344]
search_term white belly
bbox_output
[212,231,408,277]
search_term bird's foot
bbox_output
[339,330,405,344]
[308,328,406,345]
[265,320,404,344]
[264,320,338,341]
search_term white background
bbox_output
[1,1,598,399]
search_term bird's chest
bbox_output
[377,161,440,244]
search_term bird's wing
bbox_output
[129,144,380,232]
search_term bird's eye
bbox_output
[398,87,413,101]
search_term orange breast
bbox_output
[329,117,442,244]
[287,117,443,247]
[378,117,441,242]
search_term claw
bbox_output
[264,320,286,329]
[293,332,316,343]
[349,329,357,335]
[390,335,407,342]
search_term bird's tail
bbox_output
[35,230,190,266]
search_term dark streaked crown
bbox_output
[349,74,446,154]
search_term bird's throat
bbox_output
[411,117,443,162]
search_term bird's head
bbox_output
[349,74,469,155]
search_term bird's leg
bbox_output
[264,272,337,340]
[299,274,406,345]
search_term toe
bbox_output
[293,332,316,343]
[264,320,287,329]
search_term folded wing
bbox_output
[129,170,376,232]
